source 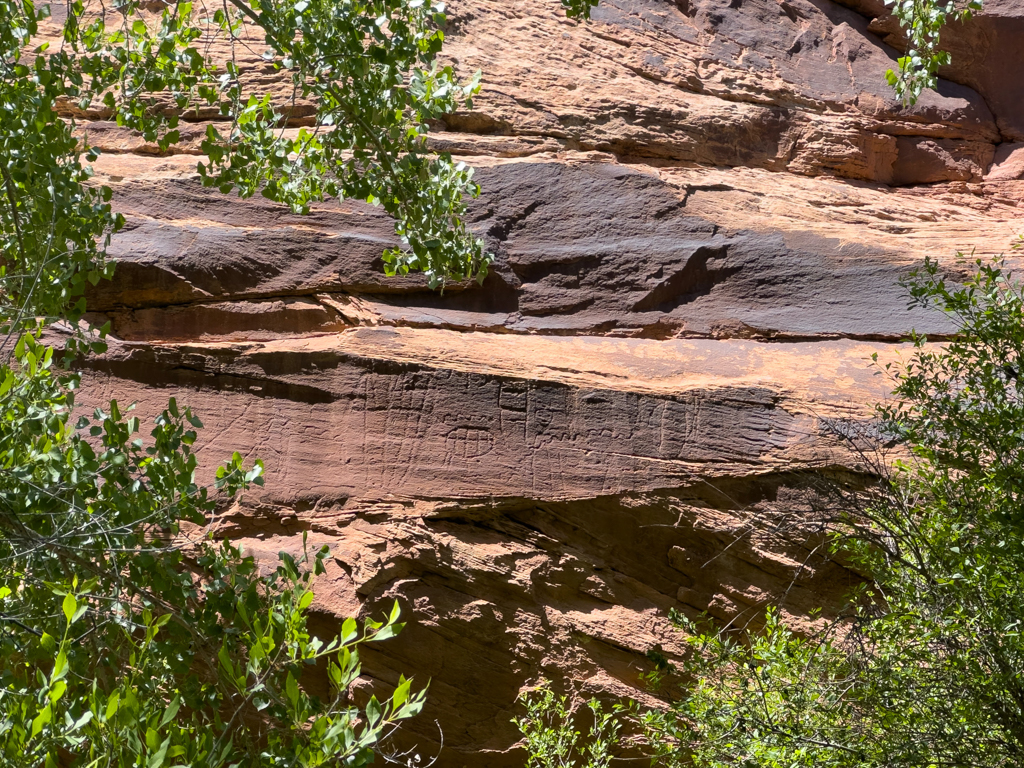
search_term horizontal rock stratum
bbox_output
[68,0,1024,763]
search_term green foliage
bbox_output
[0,0,119,348]
[0,334,427,767]
[883,0,983,105]
[193,0,487,286]
[1,0,486,311]
[514,684,624,768]
[637,607,866,768]
[559,0,600,19]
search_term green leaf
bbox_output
[31,705,52,737]
[159,695,181,728]
[62,592,77,625]
[52,650,68,682]
[105,691,120,721]
[49,679,68,703]
[70,710,94,732]
[393,676,411,709]
[365,695,382,728]
[147,737,171,768]
[341,617,358,643]
[286,671,300,709]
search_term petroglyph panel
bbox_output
[80,337,819,502]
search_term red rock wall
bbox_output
[72,0,1024,763]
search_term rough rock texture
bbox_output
[62,0,1024,763]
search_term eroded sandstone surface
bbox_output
[67,0,1024,763]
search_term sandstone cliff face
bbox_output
[68,0,1024,763]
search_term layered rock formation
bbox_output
[68,0,1024,763]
